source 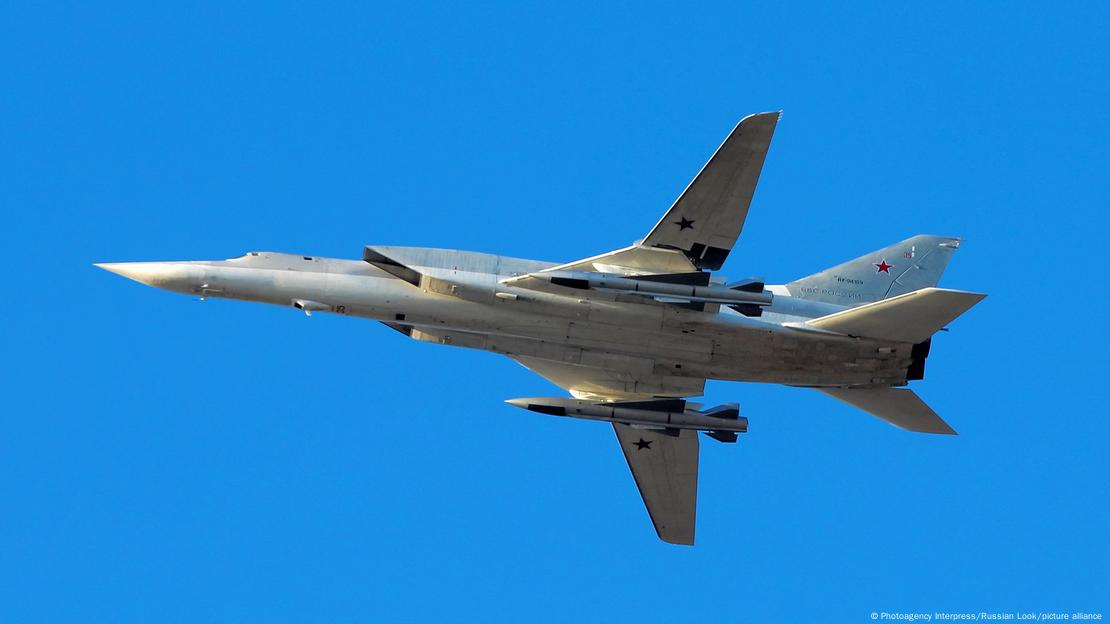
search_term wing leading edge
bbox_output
[542,112,780,276]
[510,355,705,401]
[641,111,780,271]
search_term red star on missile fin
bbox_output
[874,259,893,274]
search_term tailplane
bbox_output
[787,235,961,306]
[820,387,956,434]
[804,287,986,344]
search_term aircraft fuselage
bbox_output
[97,248,917,394]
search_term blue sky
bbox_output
[2,2,1107,621]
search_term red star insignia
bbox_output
[874,259,893,274]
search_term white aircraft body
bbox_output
[97,112,985,544]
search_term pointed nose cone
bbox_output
[95,262,173,286]
[95,261,203,294]
[505,398,530,409]
[94,262,134,278]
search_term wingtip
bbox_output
[659,532,695,546]
[739,110,783,125]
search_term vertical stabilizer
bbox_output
[787,235,961,306]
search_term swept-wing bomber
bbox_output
[97,112,985,544]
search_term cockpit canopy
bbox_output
[225,251,322,269]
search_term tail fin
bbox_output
[819,387,956,434]
[804,287,986,344]
[787,235,961,306]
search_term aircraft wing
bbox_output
[613,424,699,545]
[511,355,705,401]
[511,355,704,544]
[546,244,701,275]
[550,112,779,276]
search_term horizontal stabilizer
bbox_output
[820,387,956,434]
[805,287,985,343]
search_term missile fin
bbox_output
[705,430,738,443]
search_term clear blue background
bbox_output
[3,2,1107,621]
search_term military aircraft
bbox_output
[96,112,984,545]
